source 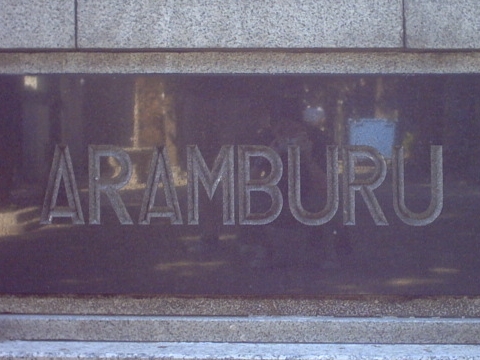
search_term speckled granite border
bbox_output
[2,315,480,344]
[76,0,402,49]
[1,342,480,360]
[405,0,480,49]
[0,0,75,49]
[1,295,480,317]
[1,51,480,74]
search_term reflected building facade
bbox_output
[1,75,480,296]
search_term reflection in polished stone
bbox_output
[0,75,480,296]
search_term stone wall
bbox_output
[1,0,479,50]
[1,1,480,359]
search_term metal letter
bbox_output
[238,145,283,225]
[187,145,235,225]
[89,145,133,225]
[139,147,183,225]
[288,145,339,225]
[40,145,85,225]
[393,146,443,226]
[342,146,388,226]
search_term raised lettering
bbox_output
[187,145,235,225]
[238,145,283,225]
[139,147,183,225]
[288,145,339,225]
[342,146,388,226]
[393,146,443,226]
[40,145,84,225]
[89,145,133,225]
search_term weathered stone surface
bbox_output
[2,295,480,318]
[2,315,480,343]
[77,0,403,49]
[406,0,480,49]
[0,0,75,49]
[3,52,480,74]
[1,341,480,360]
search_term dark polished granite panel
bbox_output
[0,74,479,296]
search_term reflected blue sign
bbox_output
[348,118,396,158]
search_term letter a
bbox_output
[139,147,183,225]
[40,145,85,224]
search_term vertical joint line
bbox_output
[74,0,78,49]
[402,0,407,48]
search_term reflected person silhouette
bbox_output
[240,98,351,269]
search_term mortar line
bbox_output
[74,0,78,49]
[402,0,407,48]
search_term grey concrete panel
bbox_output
[1,342,480,360]
[3,52,480,74]
[406,0,480,49]
[0,0,75,49]
[2,315,480,344]
[77,0,403,49]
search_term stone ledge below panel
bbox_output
[1,341,480,360]
[2,315,480,344]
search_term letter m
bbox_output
[187,145,234,225]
